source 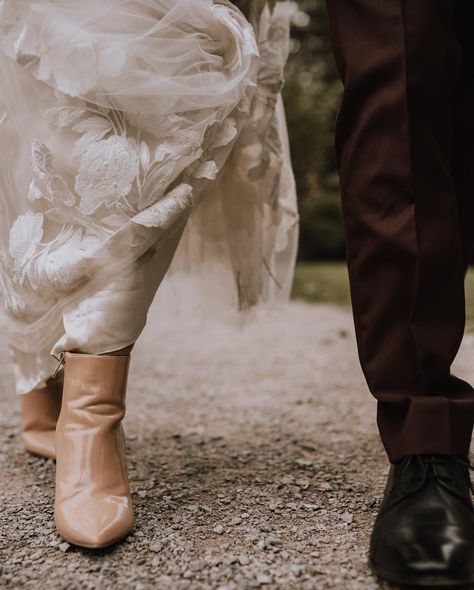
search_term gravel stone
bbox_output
[148,543,163,553]
[212,524,225,535]
[341,512,354,524]
[57,543,70,553]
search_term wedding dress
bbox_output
[0,0,299,394]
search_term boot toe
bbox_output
[55,496,135,549]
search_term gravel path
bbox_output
[1,300,474,590]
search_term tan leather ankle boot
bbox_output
[20,374,63,459]
[54,352,135,548]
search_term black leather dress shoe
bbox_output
[369,455,474,587]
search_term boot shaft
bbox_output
[60,352,130,420]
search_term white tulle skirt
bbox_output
[0,0,299,394]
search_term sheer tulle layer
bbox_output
[0,0,298,394]
[0,0,258,114]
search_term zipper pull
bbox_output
[51,352,65,380]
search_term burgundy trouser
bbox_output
[326,0,474,462]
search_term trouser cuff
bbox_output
[377,394,474,463]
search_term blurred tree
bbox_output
[283,0,345,260]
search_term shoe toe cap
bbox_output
[55,496,135,549]
[370,520,474,583]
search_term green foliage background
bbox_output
[282,0,344,260]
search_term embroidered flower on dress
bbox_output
[75,136,138,215]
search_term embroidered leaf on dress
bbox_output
[45,106,87,129]
[47,175,75,206]
[28,179,47,205]
[31,141,54,179]
[154,131,203,163]
[72,116,114,157]
[192,160,219,180]
[26,225,96,294]
[209,118,238,148]
[154,142,173,163]
[139,161,177,211]
[43,207,81,226]
[101,214,129,229]
[9,211,43,268]
[139,141,150,170]
[132,184,193,229]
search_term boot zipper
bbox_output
[51,352,65,380]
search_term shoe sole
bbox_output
[57,530,132,550]
[369,559,474,587]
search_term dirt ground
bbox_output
[1,300,473,589]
